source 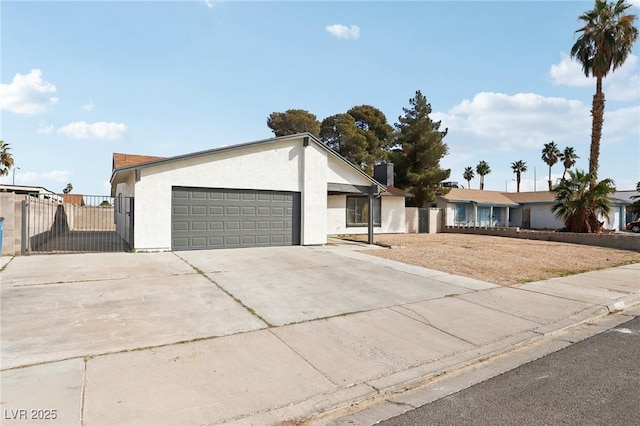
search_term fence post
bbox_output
[21,199,28,255]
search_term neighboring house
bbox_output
[611,190,640,226]
[438,188,636,231]
[110,133,408,251]
[0,184,63,202]
[62,194,84,206]
[437,188,520,228]
[507,191,559,229]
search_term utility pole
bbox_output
[12,166,20,185]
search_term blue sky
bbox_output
[1,0,639,195]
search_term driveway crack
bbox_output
[172,253,274,327]
[268,329,340,387]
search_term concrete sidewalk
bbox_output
[1,245,638,426]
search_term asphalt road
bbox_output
[381,315,640,426]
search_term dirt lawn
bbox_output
[347,234,640,285]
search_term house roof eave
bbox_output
[111,133,386,194]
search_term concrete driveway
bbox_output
[1,244,493,370]
[2,243,638,425]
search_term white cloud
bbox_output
[0,69,58,115]
[325,24,360,40]
[13,170,73,185]
[602,105,640,145]
[436,91,639,191]
[58,121,128,140]
[435,92,590,152]
[629,0,640,8]
[550,53,639,101]
[82,101,94,112]
[204,0,223,8]
[37,122,54,135]
[549,52,592,87]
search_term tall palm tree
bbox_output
[542,141,561,190]
[0,140,15,177]
[560,146,580,179]
[571,0,638,182]
[476,161,491,190]
[463,166,475,189]
[552,169,615,232]
[510,160,527,193]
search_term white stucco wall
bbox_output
[114,176,135,243]
[600,206,623,231]
[326,157,373,186]
[300,142,328,245]
[327,194,406,235]
[406,207,419,233]
[529,204,563,229]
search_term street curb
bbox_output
[606,293,640,313]
[244,299,640,426]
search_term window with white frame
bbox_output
[346,196,381,227]
[455,204,466,224]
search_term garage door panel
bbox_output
[191,205,207,215]
[208,236,224,247]
[173,205,189,215]
[209,221,224,231]
[173,221,189,231]
[191,237,207,247]
[173,190,190,199]
[191,221,207,231]
[225,221,240,231]
[172,187,300,250]
[226,206,240,215]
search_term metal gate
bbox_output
[418,208,430,233]
[22,194,133,254]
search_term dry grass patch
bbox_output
[345,233,640,285]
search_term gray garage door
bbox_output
[171,187,301,250]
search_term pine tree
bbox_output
[393,90,451,206]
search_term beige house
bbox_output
[437,189,519,228]
[438,188,634,231]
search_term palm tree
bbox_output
[542,141,561,190]
[510,160,527,193]
[629,181,640,219]
[552,169,615,232]
[463,166,475,189]
[0,140,15,177]
[571,0,638,181]
[560,146,580,179]
[476,161,491,190]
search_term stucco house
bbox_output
[437,188,520,228]
[438,188,634,231]
[110,133,408,251]
[506,191,559,229]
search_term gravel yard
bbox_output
[347,233,640,285]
